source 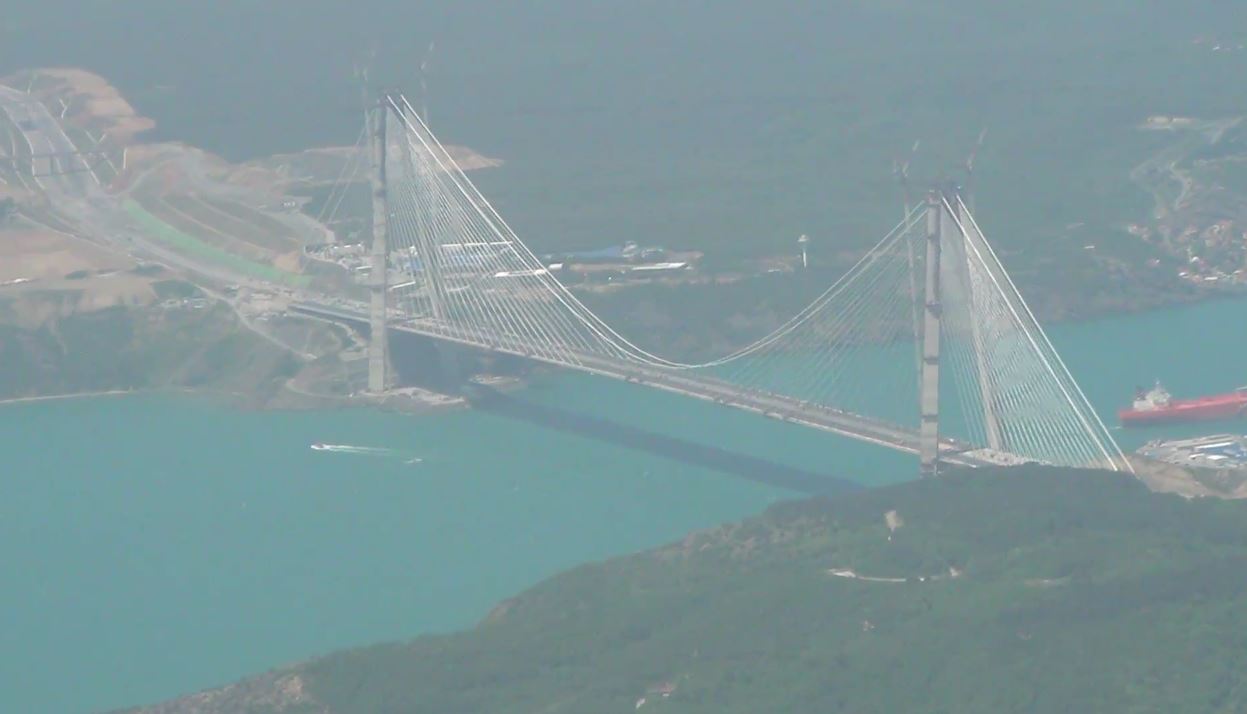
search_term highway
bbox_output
[0,85,112,216]
[0,84,275,289]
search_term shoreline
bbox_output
[2,289,1244,414]
[0,389,134,407]
[0,384,475,414]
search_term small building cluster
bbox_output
[541,241,701,285]
[307,239,704,287]
[306,242,370,275]
[1175,220,1247,285]
[1128,220,1247,286]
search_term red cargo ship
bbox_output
[1118,382,1247,426]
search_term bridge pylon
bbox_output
[918,190,943,477]
[367,94,392,394]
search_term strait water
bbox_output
[0,380,888,713]
[3,4,1247,711]
[3,294,1247,713]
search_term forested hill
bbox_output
[123,466,1247,714]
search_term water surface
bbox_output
[5,294,1247,712]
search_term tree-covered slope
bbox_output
[124,467,1247,713]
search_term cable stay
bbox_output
[367,93,1129,472]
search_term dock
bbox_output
[1136,434,1247,472]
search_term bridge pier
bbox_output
[435,342,465,393]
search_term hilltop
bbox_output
[121,466,1247,713]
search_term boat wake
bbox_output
[311,443,388,455]
[311,443,423,464]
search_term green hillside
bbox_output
[123,467,1247,713]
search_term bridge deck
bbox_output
[293,301,1022,469]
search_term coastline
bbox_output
[0,389,135,408]
[0,384,474,415]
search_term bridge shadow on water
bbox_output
[465,385,863,497]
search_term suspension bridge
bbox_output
[295,93,1129,476]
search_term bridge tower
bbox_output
[367,95,391,393]
[918,190,943,477]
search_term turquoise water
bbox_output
[3,296,1247,712]
[0,384,904,714]
[1052,296,1247,448]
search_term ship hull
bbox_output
[1119,393,1247,426]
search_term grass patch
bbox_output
[163,194,296,252]
[151,279,202,300]
[130,263,165,277]
[123,199,309,286]
[201,197,302,241]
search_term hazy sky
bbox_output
[3,1,1245,256]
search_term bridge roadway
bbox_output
[293,301,1025,469]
